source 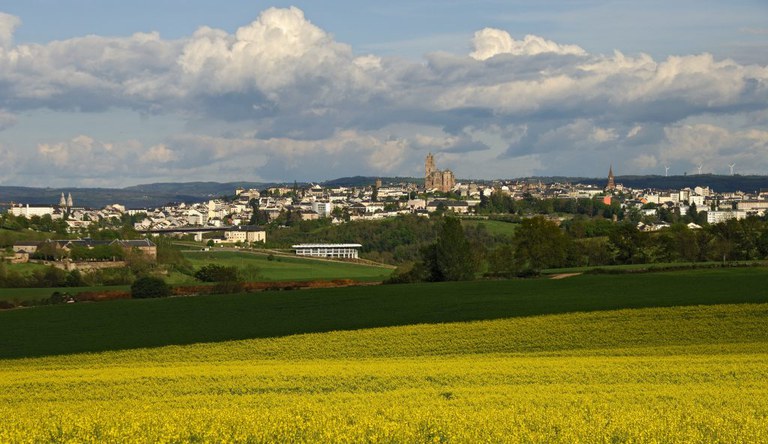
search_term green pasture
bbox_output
[0,285,129,302]
[2,267,767,359]
[461,219,518,236]
[542,260,768,275]
[0,228,53,247]
[183,249,393,282]
[0,261,49,275]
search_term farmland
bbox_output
[183,249,393,282]
[0,249,392,302]
[0,284,129,302]
[1,302,767,442]
[2,268,768,359]
[1,268,767,442]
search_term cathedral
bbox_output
[424,153,455,193]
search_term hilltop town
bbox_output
[5,154,768,238]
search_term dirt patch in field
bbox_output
[549,273,583,280]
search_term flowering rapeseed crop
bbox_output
[1,304,767,442]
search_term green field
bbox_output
[183,249,393,282]
[0,261,49,275]
[461,219,518,236]
[2,267,767,359]
[2,269,767,441]
[0,284,130,302]
[543,260,768,274]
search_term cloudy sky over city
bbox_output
[0,0,767,187]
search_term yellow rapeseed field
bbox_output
[2,304,767,443]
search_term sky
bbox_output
[0,1,766,187]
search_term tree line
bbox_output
[388,215,768,283]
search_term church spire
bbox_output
[606,164,616,191]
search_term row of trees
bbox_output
[477,194,715,227]
[0,262,132,288]
[390,214,768,283]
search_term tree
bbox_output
[487,244,515,277]
[658,224,700,262]
[33,242,66,261]
[131,276,171,299]
[65,269,84,287]
[126,249,153,276]
[512,217,569,272]
[194,264,240,282]
[608,223,647,264]
[423,217,477,281]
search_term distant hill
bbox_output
[0,186,206,209]
[123,182,272,198]
[2,174,767,210]
[569,175,768,193]
[321,176,422,187]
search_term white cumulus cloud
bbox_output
[0,6,766,184]
[0,12,20,48]
[470,28,586,60]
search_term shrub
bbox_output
[49,291,72,304]
[131,276,171,299]
[194,264,240,283]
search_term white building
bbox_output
[292,243,362,259]
[9,204,56,218]
[311,201,333,218]
[737,201,768,214]
[224,226,266,243]
[707,210,747,224]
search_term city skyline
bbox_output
[0,1,766,187]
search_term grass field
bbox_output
[0,249,392,301]
[1,267,767,359]
[0,261,49,275]
[1,301,766,442]
[461,219,518,236]
[543,260,768,274]
[183,249,393,282]
[0,285,130,302]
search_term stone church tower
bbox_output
[425,153,455,193]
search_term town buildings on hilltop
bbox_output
[5,167,768,235]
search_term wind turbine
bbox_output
[664,165,670,177]
[729,163,735,176]
[697,164,703,175]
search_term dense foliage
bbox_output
[130,276,171,299]
[194,264,240,283]
[421,217,478,281]
[265,215,441,264]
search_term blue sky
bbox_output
[0,1,766,186]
